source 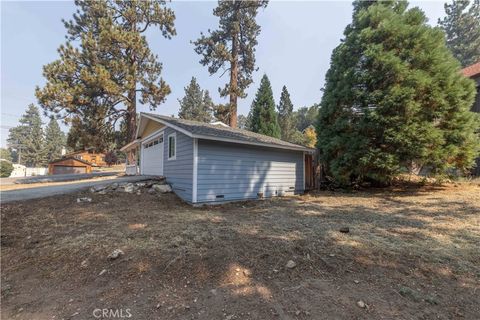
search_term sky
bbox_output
[0,0,447,148]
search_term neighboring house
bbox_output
[67,150,107,167]
[48,157,92,175]
[122,113,315,204]
[462,61,480,176]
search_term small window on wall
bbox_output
[168,133,176,160]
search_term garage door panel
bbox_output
[142,136,164,175]
[52,166,87,175]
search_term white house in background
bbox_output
[121,113,316,204]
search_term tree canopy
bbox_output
[178,77,214,123]
[277,86,297,142]
[36,0,176,143]
[193,0,268,128]
[317,0,479,185]
[248,74,281,138]
[439,0,480,67]
[7,104,47,167]
[44,118,66,162]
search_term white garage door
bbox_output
[141,135,164,175]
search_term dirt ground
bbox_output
[1,182,479,320]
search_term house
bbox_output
[121,113,315,204]
[48,157,92,175]
[462,61,480,175]
[66,150,107,167]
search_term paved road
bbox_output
[0,175,158,204]
[1,171,122,186]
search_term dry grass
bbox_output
[1,181,479,319]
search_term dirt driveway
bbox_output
[1,183,479,319]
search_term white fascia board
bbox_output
[141,113,193,138]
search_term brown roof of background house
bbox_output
[462,61,480,78]
[49,157,92,166]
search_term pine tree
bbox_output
[317,0,479,185]
[193,0,268,128]
[439,0,480,67]
[7,104,46,167]
[294,104,319,132]
[277,85,296,142]
[44,118,66,162]
[36,0,176,143]
[178,77,213,123]
[237,114,248,129]
[249,74,280,138]
[213,104,231,125]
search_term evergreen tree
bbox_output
[193,0,268,128]
[44,118,66,162]
[36,0,176,143]
[7,104,46,167]
[237,114,248,130]
[178,77,213,123]
[213,104,230,125]
[294,104,319,132]
[439,0,480,67]
[277,85,296,142]
[317,0,479,185]
[0,148,12,161]
[249,74,280,138]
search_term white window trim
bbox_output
[167,132,177,160]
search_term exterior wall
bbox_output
[48,158,92,175]
[195,140,304,203]
[162,127,194,202]
[69,152,107,166]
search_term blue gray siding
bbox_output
[162,127,193,202]
[196,140,304,203]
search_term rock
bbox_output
[90,185,107,193]
[107,249,124,260]
[80,260,88,268]
[357,300,366,308]
[123,183,135,193]
[243,269,252,277]
[210,289,217,296]
[148,188,156,194]
[98,190,107,195]
[98,269,107,276]
[354,280,360,284]
[136,182,146,187]
[152,184,172,193]
[136,190,141,195]
[76,197,92,203]
[285,260,296,269]
[110,183,119,190]
[339,227,350,233]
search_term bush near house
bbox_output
[0,160,14,178]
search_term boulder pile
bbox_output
[89,178,172,195]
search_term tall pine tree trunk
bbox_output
[127,89,137,143]
[229,7,239,128]
[229,49,238,128]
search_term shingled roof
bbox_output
[142,112,314,152]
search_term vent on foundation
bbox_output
[216,195,225,199]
